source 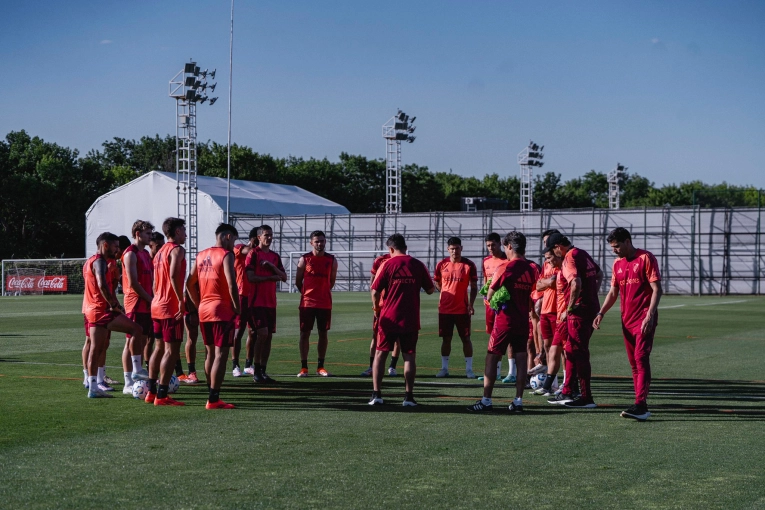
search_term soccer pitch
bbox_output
[1,293,764,509]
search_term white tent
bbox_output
[85,171,350,256]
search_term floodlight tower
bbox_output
[517,141,544,212]
[169,61,218,263]
[382,110,416,214]
[608,162,627,210]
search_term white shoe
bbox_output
[387,367,397,377]
[368,395,384,406]
[123,385,134,395]
[436,368,449,378]
[131,368,150,382]
[528,364,546,376]
[243,366,255,376]
[97,382,114,392]
[87,388,113,398]
[465,369,476,379]
[232,366,242,377]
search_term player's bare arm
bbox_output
[595,268,605,290]
[294,256,306,291]
[641,281,663,335]
[536,273,557,292]
[263,260,288,282]
[223,252,241,316]
[124,250,152,304]
[169,245,186,319]
[424,282,435,295]
[468,280,477,315]
[186,262,201,309]
[94,257,121,311]
[330,258,338,289]
[370,288,382,314]
[594,285,619,329]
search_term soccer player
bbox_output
[149,232,165,259]
[82,232,144,398]
[119,220,154,395]
[177,289,200,385]
[529,229,561,380]
[369,234,435,407]
[479,233,511,383]
[594,227,662,421]
[468,231,538,413]
[434,237,478,378]
[147,217,187,406]
[245,225,287,383]
[533,247,566,396]
[186,223,241,409]
[544,232,603,408]
[295,230,338,377]
[361,252,402,377]
[145,232,165,366]
[232,229,256,377]
[526,258,543,379]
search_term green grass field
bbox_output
[1,293,764,509]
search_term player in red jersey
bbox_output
[295,230,339,377]
[362,253,403,377]
[119,221,154,395]
[186,223,241,409]
[144,232,165,367]
[82,233,143,398]
[434,237,478,379]
[528,229,561,382]
[231,228,256,377]
[177,289,200,385]
[526,258,543,377]
[594,227,662,421]
[544,233,604,408]
[147,217,187,406]
[369,234,435,406]
[479,233,512,383]
[468,232,538,413]
[245,225,287,383]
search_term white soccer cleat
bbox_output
[387,367,397,377]
[232,366,242,377]
[243,366,255,376]
[131,368,150,382]
[435,368,449,378]
[465,369,476,379]
[123,385,134,395]
[527,364,546,376]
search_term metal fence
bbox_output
[232,206,764,295]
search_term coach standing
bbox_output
[594,227,662,421]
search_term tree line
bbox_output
[1,130,761,259]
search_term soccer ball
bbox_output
[530,373,547,390]
[132,380,149,400]
[168,375,180,394]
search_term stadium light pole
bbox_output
[226,0,234,223]
[518,140,544,212]
[608,162,627,210]
[382,110,416,214]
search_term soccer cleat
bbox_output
[467,400,493,412]
[508,402,524,413]
[502,374,517,384]
[144,391,157,404]
[178,374,188,382]
[527,364,547,376]
[243,366,255,376]
[533,386,555,396]
[83,380,89,389]
[297,368,309,378]
[104,375,119,385]
[123,384,134,395]
[97,382,114,392]
[316,368,331,377]
[131,369,150,382]
[387,367,397,377]
[368,394,384,406]
[360,367,373,377]
[232,366,242,378]
[261,373,277,383]
[465,369,476,379]
[206,400,236,410]
[402,397,418,407]
[478,374,502,382]
[435,368,449,378]
[621,404,651,421]
[154,396,185,406]
[184,372,199,385]
[87,388,113,398]
[548,393,574,405]
[563,397,597,409]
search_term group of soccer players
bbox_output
[82,217,661,420]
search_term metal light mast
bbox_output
[382,110,416,214]
[608,162,627,210]
[169,61,218,264]
[518,140,544,212]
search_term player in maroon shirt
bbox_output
[594,227,662,421]
[369,234,434,407]
[361,253,402,377]
[468,231,538,413]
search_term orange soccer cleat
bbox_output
[184,372,199,385]
[297,368,309,378]
[316,368,332,377]
[144,391,156,404]
[177,374,188,382]
[206,400,236,410]
[154,396,185,406]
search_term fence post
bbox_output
[691,206,696,295]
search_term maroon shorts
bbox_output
[377,329,418,354]
[488,323,527,355]
[153,317,184,343]
[83,315,113,338]
[200,320,236,348]
[235,295,250,330]
[300,307,331,332]
[125,311,152,337]
[540,313,557,340]
[484,304,495,334]
[552,319,568,347]
[439,313,471,339]
[567,313,595,351]
[250,306,277,334]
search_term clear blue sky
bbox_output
[2,0,763,186]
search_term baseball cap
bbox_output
[543,232,567,254]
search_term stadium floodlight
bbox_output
[184,62,196,73]
[210,69,216,79]
[199,69,209,78]
[518,139,545,212]
[209,97,218,105]
[383,109,417,214]
[209,83,216,93]
[185,76,196,87]
[608,162,628,209]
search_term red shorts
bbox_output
[488,323,527,356]
[250,306,276,334]
[83,315,112,338]
[87,311,120,330]
[484,303,495,334]
[300,307,331,332]
[540,313,557,340]
[125,311,152,337]
[439,313,471,339]
[235,295,250,330]
[200,320,236,348]
[377,329,418,354]
[552,319,568,347]
[153,317,184,343]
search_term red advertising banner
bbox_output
[5,275,68,292]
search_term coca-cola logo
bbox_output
[6,276,68,292]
